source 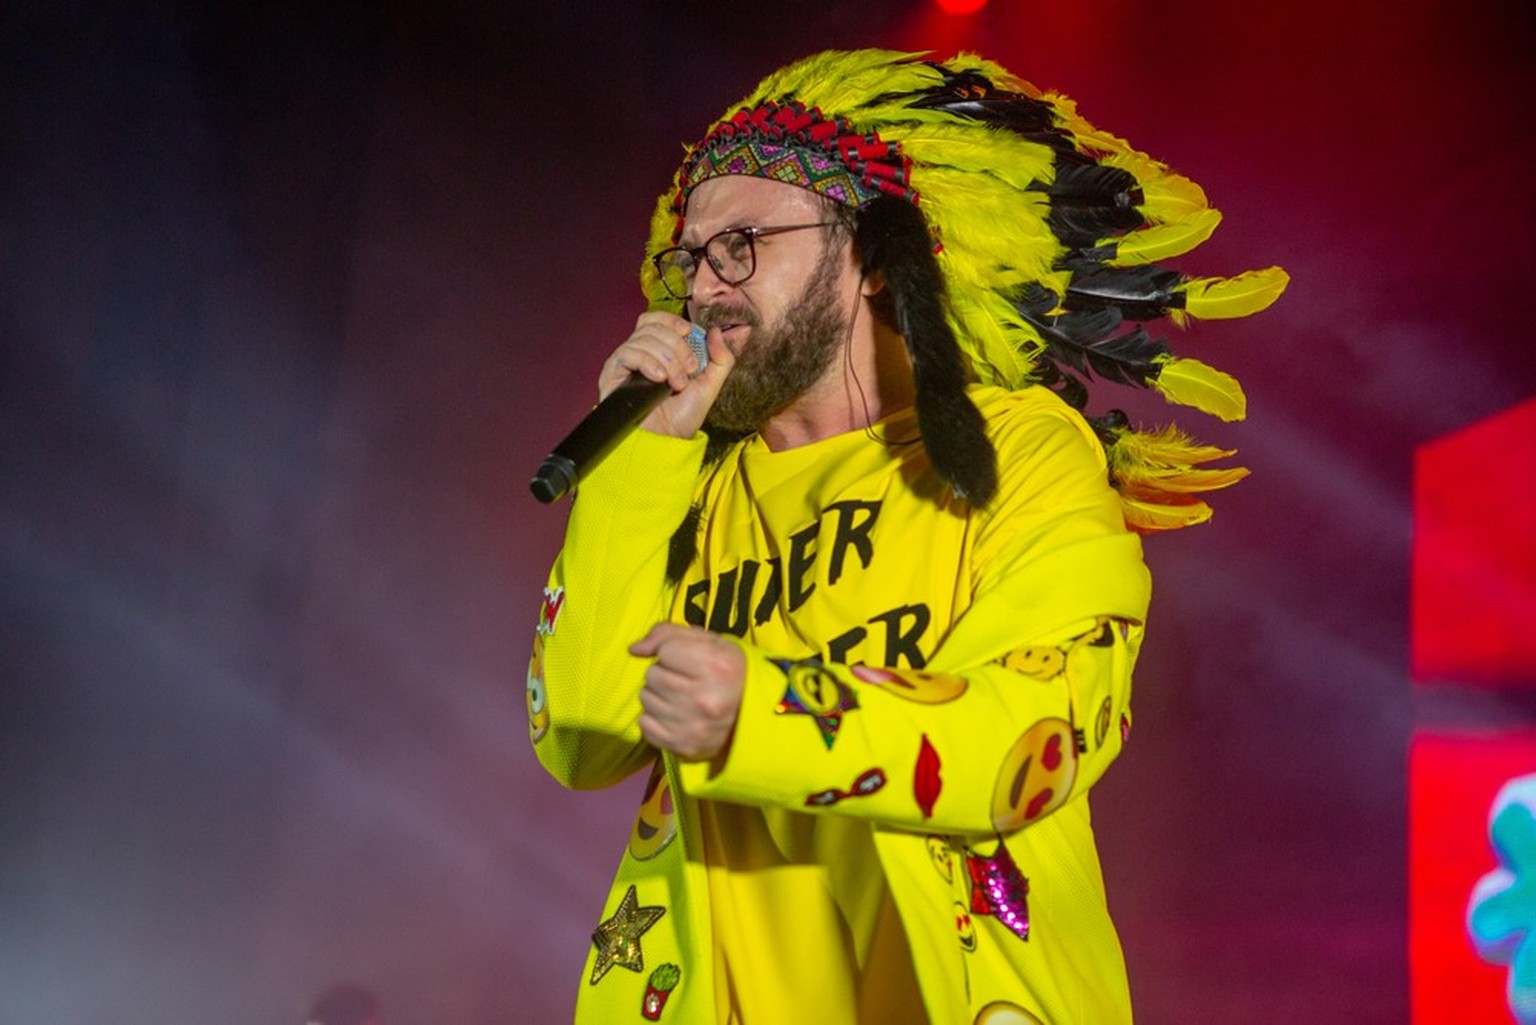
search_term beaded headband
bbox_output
[670,100,916,240]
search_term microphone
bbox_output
[529,324,708,504]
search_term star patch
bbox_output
[773,658,858,749]
[589,885,665,985]
[966,840,1031,942]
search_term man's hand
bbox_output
[631,623,745,761]
[601,312,735,439]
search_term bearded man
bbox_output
[526,49,1285,1024]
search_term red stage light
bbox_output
[934,0,987,14]
[1412,398,1536,686]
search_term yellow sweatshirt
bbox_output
[529,385,1151,1024]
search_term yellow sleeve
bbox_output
[528,429,707,790]
[677,398,1151,838]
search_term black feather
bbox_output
[1086,409,1130,451]
[1043,163,1141,204]
[1064,266,1183,320]
[1049,207,1144,249]
[1032,359,1089,410]
[1055,246,1118,273]
[876,62,1088,161]
[1015,283,1170,391]
[857,195,998,506]
[1015,283,1124,355]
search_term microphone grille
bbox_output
[687,324,709,371]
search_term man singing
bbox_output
[527,48,1285,1024]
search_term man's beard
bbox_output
[697,248,848,435]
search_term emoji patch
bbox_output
[914,734,943,819]
[850,664,967,703]
[966,840,1031,942]
[974,1001,1045,1024]
[628,759,676,861]
[773,658,858,749]
[805,767,886,807]
[954,900,977,952]
[1094,697,1113,749]
[641,963,681,1020]
[526,633,550,743]
[590,885,665,985]
[927,835,955,882]
[997,646,1065,681]
[991,717,1077,832]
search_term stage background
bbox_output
[3,1,1533,1021]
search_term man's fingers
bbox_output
[701,326,735,379]
[629,622,696,657]
[600,313,707,400]
[638,665,691,709]
[637,711,671,752]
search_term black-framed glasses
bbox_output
[651,223,837,300]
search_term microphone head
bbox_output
[687,323,708,373]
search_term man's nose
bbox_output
[690,257,734,303]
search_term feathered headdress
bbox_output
[643,48,1287,530]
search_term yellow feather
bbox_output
[900,125,1055,190]
[947,290,1037,387]
[1153,358,1247,422]
[1104,423,1247,531]
[751,49,926,115]
[1123,165,1209,220]
[1109,208,1222,264]
[1119,495,1215,533]
[1117,465,1250,496]
[1109,424,1235,469]
[1177,266,1289,320]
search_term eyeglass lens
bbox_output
[656,230,754,299]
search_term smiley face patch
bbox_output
[849,664,967,704]
[954,900,977,952]
[973,1002,1044,1024]
[927,835,955,882]
[526,633,550,743]
[991,717,1077,832]
[997,646,1065,681]
[628,759,676,861]
[1094,696,1113,749]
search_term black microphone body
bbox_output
[530,325,707,504]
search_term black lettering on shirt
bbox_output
[825,500,880,585]
[787,521,818,612]
[826,624,867,665]
[707,562,763,637]
[870,603,931,668]
[753,556,782,627]
[683,579,709,628]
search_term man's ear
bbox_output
[860,267,886,297]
